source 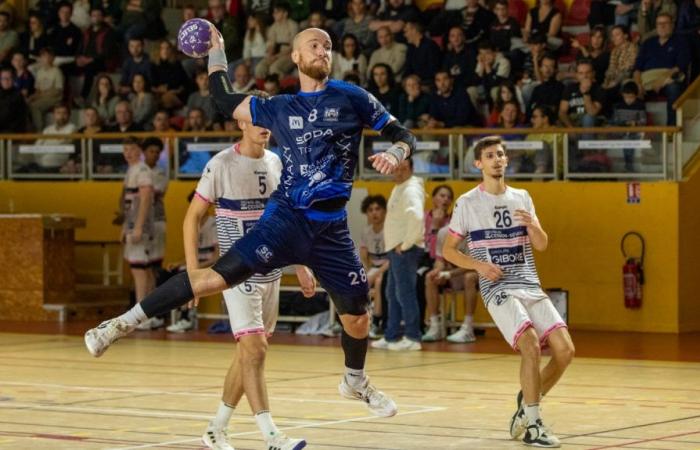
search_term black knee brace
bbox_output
[211,248,256,286]
[331,293,370,316]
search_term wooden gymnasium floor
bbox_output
[0,322,699,450]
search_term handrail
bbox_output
[673,75,700,110]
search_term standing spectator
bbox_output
[359,195,390,339]
[372,158,425,352]
[75,7,119,100]
[633,13,690,125]
[0,67,28,132]
[19,13,49,64]
[106,100,144,132]
[335,0,375,50]
[427,70,479,128]
[397,74,430,127]
[403,21,442,88]
[523,0,563,50]
[90,73,119,124]
[489,0,522,54]
[442,26,475,90]
[368,26,407,82]
[11,52,35,98]
[429,0,496,49]
[27,47,64,131]
[36,103,78,172]
[0,11,18,63]
[119,37,151,95]
[79,106,103,133]
[151,40,190,110]
[612,82,647,171]
[368,63,400,114]
[49,2,82,68]
[209,0,242,62]
[638,0,677,41]
[528,53,565,118]
[231,62,256,93]
[369,0,419,42]
[467,40,511,108]
[602,25,638,102]
[129,73,156,126]
[677,0,700,81]
[559,59,605,127]
[142,137,167,269]
[186,69,217,127]
[254,3,298,79]
[118,0,164,42]
[332,33,368,84]
[569,25,610,84]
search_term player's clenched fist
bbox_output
[514,209,534,227]
[477,261,503,282]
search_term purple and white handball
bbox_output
[178,18,213,58]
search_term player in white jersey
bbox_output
[121,138,156,325]
[143,137,168,269]
[443,136,575,448]
[183,106,311,450]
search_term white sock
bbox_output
[462,315,474,330]
[212,401,234,430]
[118,303,147,327]
[524,403,541,424]
[344,367,366,389]
[429,315,440,326]
[255,411,280,440]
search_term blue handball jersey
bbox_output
[250,79,392,209]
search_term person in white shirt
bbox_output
[443,135,574,448]
[371,158,425,351]
[36,103,78,171]
[359,194,389,339]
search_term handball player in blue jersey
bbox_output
[85,27,418,418]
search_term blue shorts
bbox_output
[230,197,369,313]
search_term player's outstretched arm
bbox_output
[183,194,211,307]
[443,233,503,282]
[207,24,252,123]
[368,120,417,175]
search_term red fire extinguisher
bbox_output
[621,232,645,309]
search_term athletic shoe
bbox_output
[421,321,443,342]
[338,375,398,417]
[522,419,560,448]
[84,318,134,357]
[166,318,193,333]
[202,422,234,450]
[369,324,383,339]
[446,326,476,343]
[150,317,165,329]
[135,318,153,331]
[509,391,526,439]
[388,337,422,351]
[370,337,390,349]
[265,433,306,450]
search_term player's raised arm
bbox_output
[207,24,252,123]
[368,120,417,175]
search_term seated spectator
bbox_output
[442,26,475,90]
[147,109,174,132]
[151,40,190,110]
[0,0,15,28]
[524,0,563,50]
[569,25,610,84]
[118,0,164,41]
[0,11,18,64]
[335,0,375,51]
[231,13,267,74]
[467,41,511,108]
[98,0,122,27]
[119,37,152,96]
[633,13,690,125]
[28,47,64,131]
[489,0,522,54]
[254,3,299,79]
[11,52,35,98]
[184,107,211,132]
[74,7,119,100]
[369,0,418,42]
[209,0,242,61]
[79,106,102,134]
[129,73,156,126]
[526,105,557,173]
[90,73,119,124]
[425,70,479,128]
[497,100,523,129]
[105,100,143,132]
[559,59,605,127]
[528,53,565,117]
[397,74,430,128]
[49,2,82,68]
[231,62,256,93]
[429,0,495,49]
[186,69,217,127]
[19,12,49,64]
[368,26,407,82]
[516,32,547,86]
[71,0,91,30]
[0,67,28,132]
[332,33,368,84]
[488,81,525,126]
[638,0,678,41]
[263,73,281,95]
[368,63,400,114]
[612,81,647,171]
[676,0,700,80]
[36,103,78,172]
[602,25,638,102]
[403,21,442,89]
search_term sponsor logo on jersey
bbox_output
[323,107,339,121]
[255,245,273,263]
[489,245,526,266]
[295,128,333,145]
[289,116,303,129]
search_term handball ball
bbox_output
[178,18,213,58]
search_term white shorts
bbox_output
[123,234,153,268]
[223,279,280,340]
[487,288,567,351]
[150,221,166,265]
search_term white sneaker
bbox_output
[368,324,383,339]
[338,376,397,417]
[265,433,306,450]
[388,337,422,351]
[421,321,444,342]
[522,419,561,448]
[202,422,234,450]
[446,326,476,343]
[84,318,134,357]
[510,391,526,439]
[166,318,193,333]
[150,317,165,329]
[370,337,390,349]
[135,318,153,331]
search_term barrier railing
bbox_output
[673,75,700,177]
[0,126,681,181]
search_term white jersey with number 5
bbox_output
[448,185,541,305]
